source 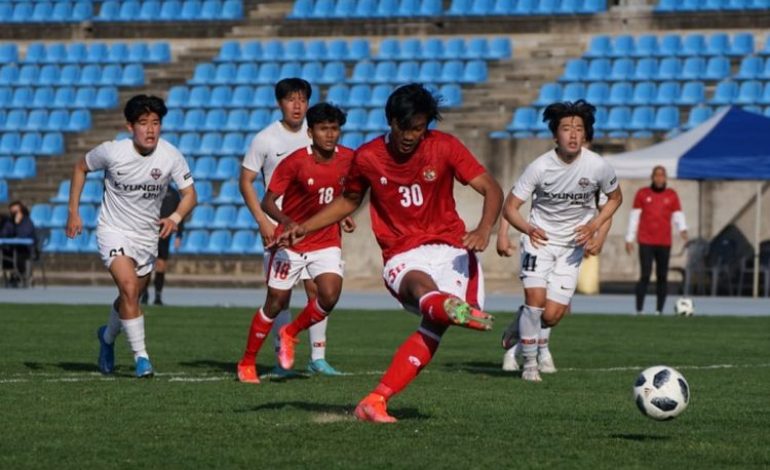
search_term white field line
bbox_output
[1,363,769,384]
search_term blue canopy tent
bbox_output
[605,107,770,296]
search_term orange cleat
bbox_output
[237,361,260,384]
[354,393,397,423]
[277,326,299,370]
[444,298,495,331]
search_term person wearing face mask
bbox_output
[625,165,688,315]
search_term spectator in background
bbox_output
[5,201,38,286]
[141,187,183,306]
[625,165,688,315]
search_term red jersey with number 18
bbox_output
[268,145,354,252]
[344,131,486,262]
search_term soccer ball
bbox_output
[633,366,690,420]
[674,297,695,316]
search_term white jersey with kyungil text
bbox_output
[511,148,618,247]
[242,120,311,187]
[86,138,194,246]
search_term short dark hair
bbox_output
[274,77,312,102]
[385,83,442,130]
[306,102,346,128]
[542,100,596,141]
[8,200,29,217]
[124,95,167,123]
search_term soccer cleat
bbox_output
[501,307,522,349]
[237,361,260,384]
[277,326,299,370]
[354,393,397,423]
[521,365,542,382]
[269,365,300,378]
[502,344,522,372]
[135,357,154,378]
[444,298,494,331]
[96,325,115,375]
[538,352,557,374]
[307,359,343,376]
[153,295,164,306]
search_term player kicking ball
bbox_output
[500,100,621,382]
[66,95,197,378]
[236,103,355,384]
[276,84,503,422]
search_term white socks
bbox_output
[272,309,292,352]
[538,327,552,357]
[519,305,544,368]
[120,316,148,360]
[309,316,328,361]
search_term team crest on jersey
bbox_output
[307,178,315,186]
[150,168,162,180]
[422,166,437,182]
[578,177,590,188]
[380,176,388,185]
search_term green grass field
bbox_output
[1,303,769,469]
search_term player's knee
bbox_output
[316,292,339,312]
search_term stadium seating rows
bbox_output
[11,42,172,64]
[655,0,770,12]
[0,0,242,22]
[287,0,604,18]
[583,33,762,59]
[0,109,91,132]
[0,64,145,87]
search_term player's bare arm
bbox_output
[261,190,294,228]
[273,190,363,248]
[462,172,503,252]
[65,156,90,238]
[496,217,515,257]
[158,184,196,240]
[503,193,549,248]
[240,166,277,245]
[585,216,612,257]
[575,187,622,246]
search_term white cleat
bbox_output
[502,344,522,372]
[521,366,542,382]
[538,353,557,374]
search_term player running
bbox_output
[236,103,354,383]
[240,78,345,377]
[500,100,622,382]
[66,94,197,377]
[275,83,503,422]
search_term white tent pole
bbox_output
[753,182,761,298]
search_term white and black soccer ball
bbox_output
[633,366,690,420]
[674,297,695,317]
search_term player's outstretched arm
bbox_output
[66,156,89,238]
[463,172,503,252]
[159,185,197,239]
[272,191,363,248]
[502,193,548,248]
[576,187,622,246]
[240,167,276,245]
[496,217,515,257]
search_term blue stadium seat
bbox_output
[561,82,586,101]
[284,40,306,61]
[190,63,216,84]
[604,106,631,131]
[223,109,248,131]
[448,0,473,14]
[47,204,69,228]
[730,33,755,56]
[677,81,705,105]
[234,206,257,229]
[370,84,392,107]
[278,62,302,80]
[399,38,422,60]
[325,84,349,107]
[179,229,209,254]
[228,86,252,108]
[489,37,512,60]
[38,64,60,85]
[373,61,397,84]
[24,43,46,64]
[4,110,26,131]
[681,57,705,80]
[305,40,328,61]
[609,58,634,81]
[166,86,189,108]
[234,63,258,85]
[345,108,367,131]
[327,40,350,61]
[256,63,280,85]
[680,34,706,57]
[78,64,101,85]
[377,39,400,60]
[95,87,118,109]
[331,0,355,17]
[67,109,91,132]
[65,43,87,64]
[0,65,18,85]
[227,230,256,254]
[415,61,440,83]
[348,39,371,60]
[81,180,103,203]
[633,35,658,57]
[560,58,587,81]
[212,63,236,84]
[760,83,770,105]
[79,204,99,229]
[30,203,52,228]
[262,41,284,61]
[656,57,681,81]
[584,35,611,58]
[247,109,270,131]
[586,58,611,81]
[252,86,274,107]
[241,41,262,62]
[736,56,763,80]
[630,81,656,105]
[30,2,52,22]
[187,205,215,229]
[139,1,161,20]
[213,179,242,204]
[347,84,372,107]
[106,43,130,64]
[705,33,730,57]
[0,157,13,179]
[180,133,203,157]
[182,109,206,131]
[654,81,680,105]
[704,56,730,81]
[0,44,18,64]
[198,132,223,155]
[247,233,264,255]
[28,107,50,128]
[187,86,211,108]
[628,106,654,131]
[158,0,182,19]
[42,228,67,252]
[50,180,71,203]
[514,0,535,14]
[214,157,241,180]
[632,58,658,81]
[684,105,713,129]
[396,61,419,83]
[40,132,63,155]
[9,156,35,179]
[556,0,579,14]
[211,205,237,228]
[607,82,632,105]
[200,0,224,20]
[469,0,494,14]
[443,38,466,60]
[579,0,605,13]
[289,0,312,17]
[196,181,213,203]
[0,132,21,153]
[652,106,680,131]
[340,131,364,149]
[506,107,537,133]
[657,34,682,57]
[710,80,738,105]
[534,82,562,106]
[17,65,39,86]
[19,132,40,154]
[180,0,203,20]
[439,60,464,83]
[202,109,226,131]
[420,0,443,14]
[609,35,634,58]
[216,41,241,62]
[735,80,762,104]
[319,61,345,84]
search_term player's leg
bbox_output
[97,297,121,374]
[153,255,168,306]
[303,275,340,375]
[654,246,671,314]
[237,286,292,383]
[636,244,654,314]
[266,250,294,373]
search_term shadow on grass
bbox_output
[236,401,429,421]
[24,361,100,372]
[611,433,671,442]
[442,361,517,378]
[178,359,235,373]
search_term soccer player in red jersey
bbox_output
[236,103,355,383]
[275,84,503,422]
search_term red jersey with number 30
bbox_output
[345,131,486,262]
[269,145,354,252]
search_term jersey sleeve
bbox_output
[242,134,266,173]
[343,151,370,195]
[171,150,194,190]
[84,141,113,171]
[511,161,540,202]
[599,160,619,194]
[446,135,486,185]
[267,156,295,196]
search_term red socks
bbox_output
[285,299,328,338]
[241,308,273,366]
[374,329,441,400]
[418,291,459,326]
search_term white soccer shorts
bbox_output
[265,246,343,290]
[382,243,485,313]
[262,250,311,283]
[96,228,156,277]
[519,235,584,305]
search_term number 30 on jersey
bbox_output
[398,184,423,207]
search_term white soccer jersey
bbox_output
[86,138,194,245]
[511,148,618,247]
[242,120,311,186]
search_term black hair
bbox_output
[8,200,29,217]
[306,102,347,128]
[542,99,596,141]
[385,83,442,130]
[274,77,312,102]
[123,94,167,123]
